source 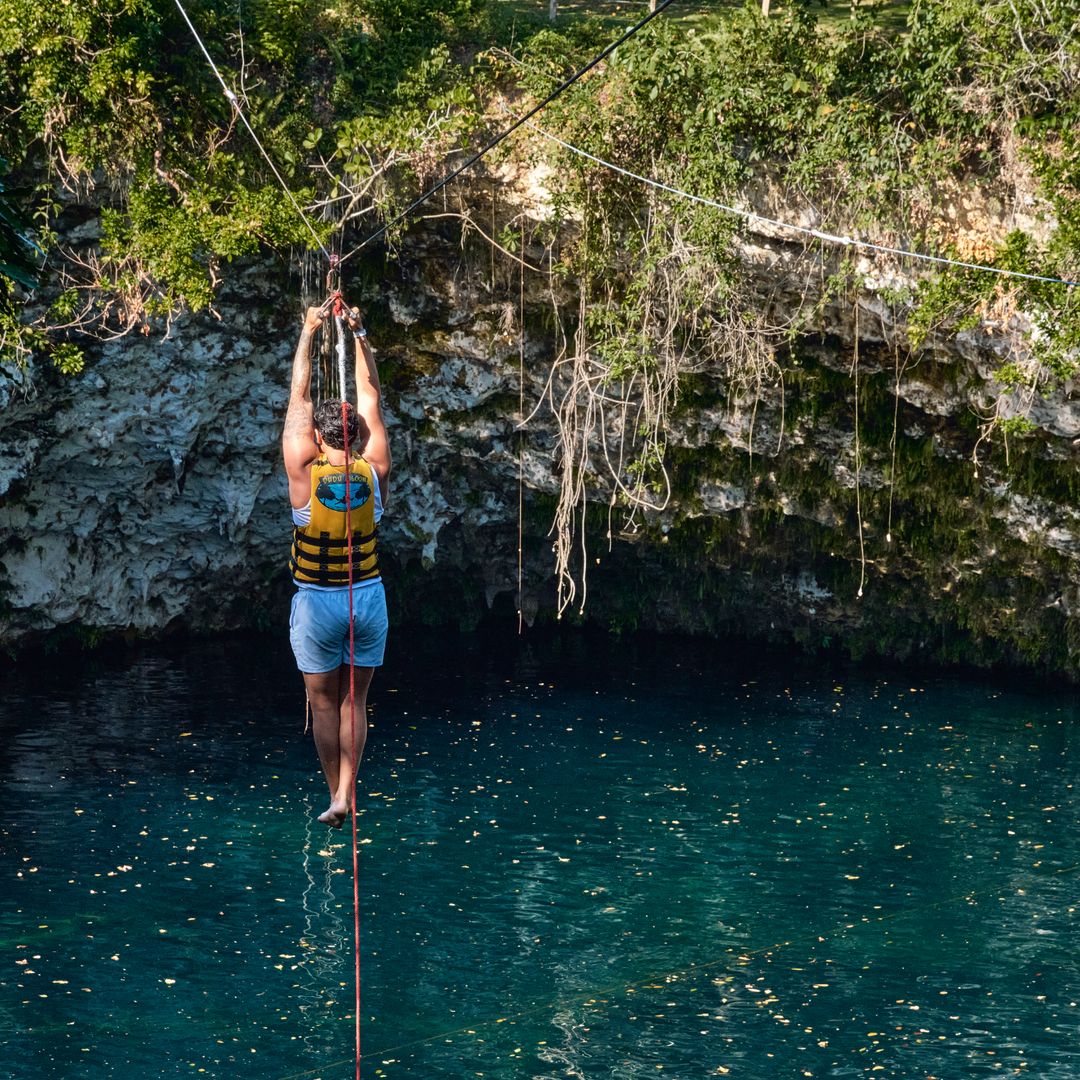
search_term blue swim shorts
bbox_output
[289,581,388,673]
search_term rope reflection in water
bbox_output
[297,794,350,1062]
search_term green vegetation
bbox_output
[495,0,1078,614]
[2,0,1076,380]
[536,0,1080,369]
[501,0,913,36]
[0,0,508,368]
[2,0,1079,665]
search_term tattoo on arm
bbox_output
[290,330,314,399]
[283,399,313,438]
[284,329,315,439]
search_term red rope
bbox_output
[341,396,361,1079]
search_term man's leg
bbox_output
[331,664,374,822]
[293,583,384,826]
[304,669,350,825]
[305,665,374,826]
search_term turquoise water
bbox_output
[2,631,1079,1079]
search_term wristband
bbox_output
[352,328,367,339]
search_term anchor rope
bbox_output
[336,297,362,1080]
[175,0,678,275]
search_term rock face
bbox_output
[2,181,1080,676]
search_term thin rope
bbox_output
[276,853,1080,1080]
[526,122,1080,291]
[172,0,332,260]
[885,329,908,546]
[336,0,679,267]
[852,298,866,599]
[517,218,526,636]
[340,392,362,1080]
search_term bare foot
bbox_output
[318,802,348,828]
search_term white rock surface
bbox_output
[3,183,1080,670]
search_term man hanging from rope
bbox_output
[282,303,390,827]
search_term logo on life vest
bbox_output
[315,473,371,513]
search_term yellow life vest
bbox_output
[290,456,379,587]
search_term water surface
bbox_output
[2,631,1078,1078]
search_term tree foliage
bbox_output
[0,0,1078,389]
[502,0,1080,605]
[534,0,1080,421]
[0,0,507,367]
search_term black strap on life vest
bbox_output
[291,526,379,585]
[293,529,377,549]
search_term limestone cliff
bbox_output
[2,176,1079,676]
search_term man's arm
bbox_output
[282,306,324,508]
[349,312,391,506]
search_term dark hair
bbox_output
[313,399,368,451]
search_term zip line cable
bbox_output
[172,0,332,261]
[525,121,1080,292]
[173,0,679,278]
[335,0,680,268]
[175,0,1077,296]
